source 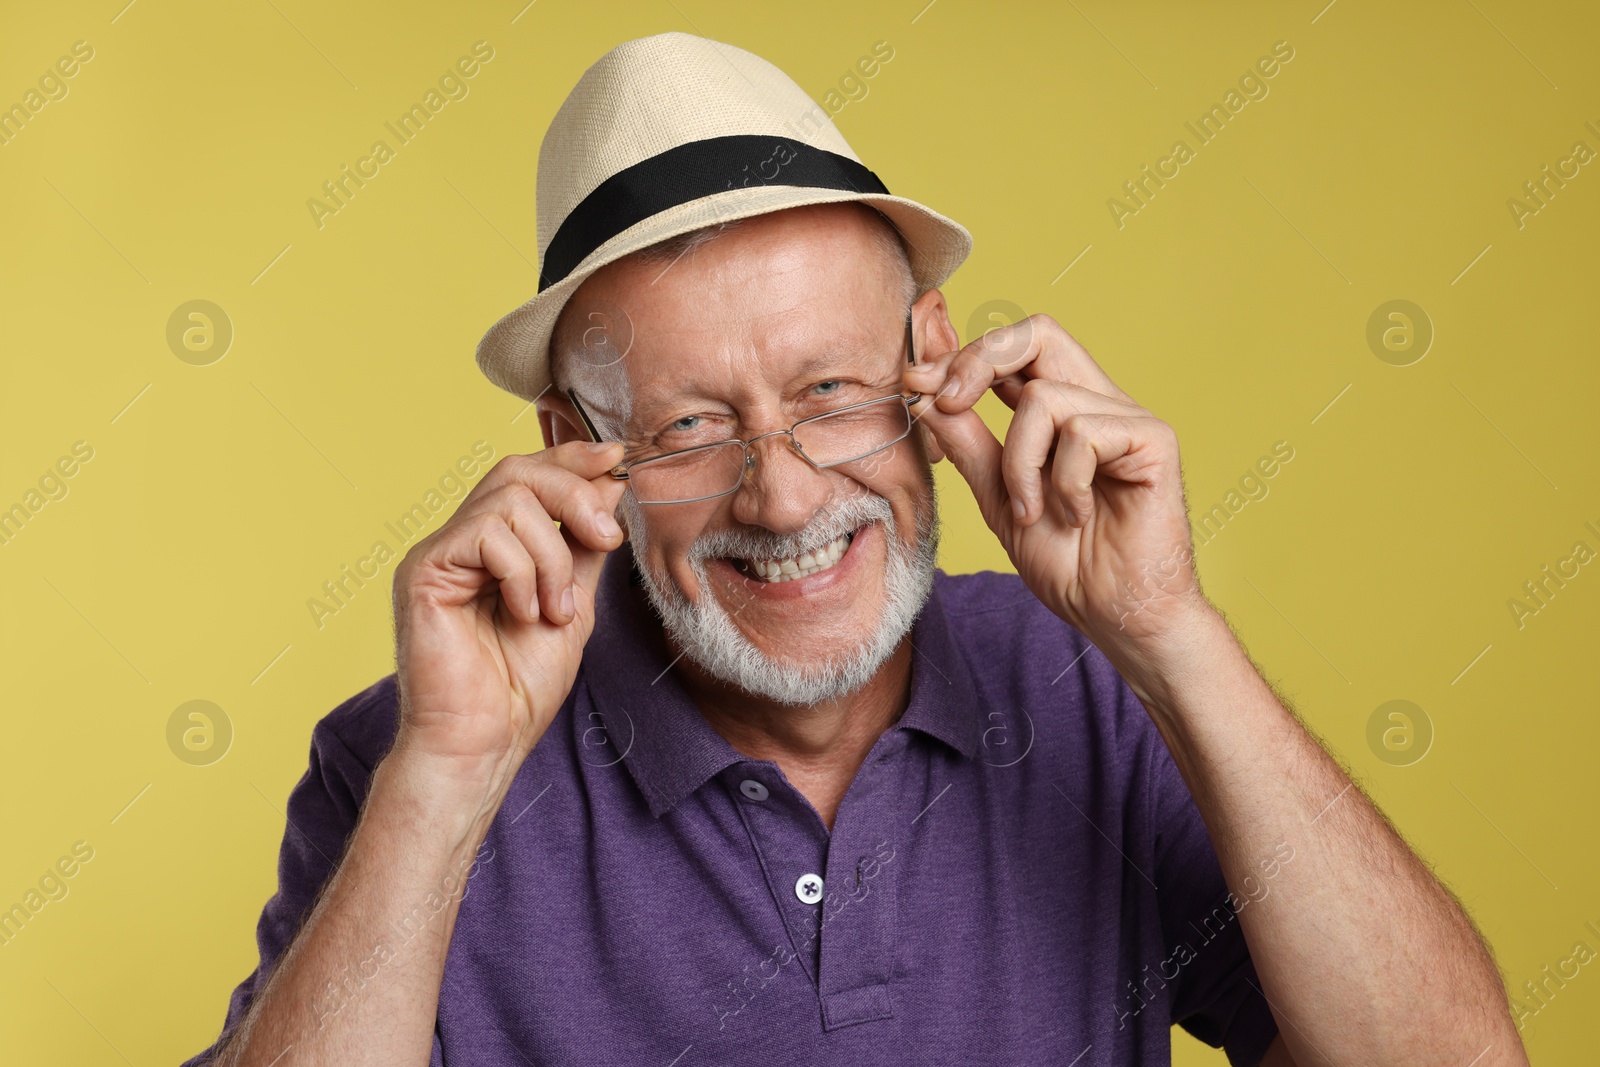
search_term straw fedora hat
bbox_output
[474,30,973,403]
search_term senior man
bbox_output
[186,32,1524,1067]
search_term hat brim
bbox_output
[474,184,972,405]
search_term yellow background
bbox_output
[2,0,1596,1061]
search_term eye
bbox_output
[670,414,702,432]
[813,380,844,396]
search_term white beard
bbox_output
[624,483,940,707]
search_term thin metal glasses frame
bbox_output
[566,309,921,506]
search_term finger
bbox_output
[1050,419,1097,528]
[463,441,625,518]
[425,512,540,624]
[907,314,1137,414]
[903,344,955,383]
[566,522,610,614]
[902,348,972,411]
[492,472,626,623]
[980,314,1134,401]
[904,338,1037,415]
[464,453,626,552]
[990,372,1029,411]
[1004,381,1143,525]
[911,395,1009,531]
[571,475,627,601]
[493,485,578,624]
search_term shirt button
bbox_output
[739,779,769,801]
[794,873,824,904]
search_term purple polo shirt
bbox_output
[184,546,1279,1065]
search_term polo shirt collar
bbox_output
[582,545,983,819]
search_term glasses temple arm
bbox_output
[566,387,605,443]
[565,387,633,481]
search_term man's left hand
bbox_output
[904,313,1212,663]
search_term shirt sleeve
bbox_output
[181,685,418,1064]
[1141,682,1282,1066]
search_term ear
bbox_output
[536,390,589,451]
[910,289,961,465]
[912,288,962,358]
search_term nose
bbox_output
[728,430,837,535]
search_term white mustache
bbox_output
[686,492,892,566]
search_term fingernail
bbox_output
[529,595,541,622]
[1011,496,1026,521]
[586,440,616,453]
[596,510,622,538]
[561,585,575,618]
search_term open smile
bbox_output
[706,522,876,599]
[727,528,858,583]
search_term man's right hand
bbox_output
[389,440,628,796]
[209,441,630,1067]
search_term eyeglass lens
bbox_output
[627,396,912,505]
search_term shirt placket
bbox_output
[724,726,911,1031]
[814,728,907,1029]
[724,761,830,989]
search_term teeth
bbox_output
[741,531,853,583]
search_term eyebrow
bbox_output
[627,355,902,435]
[624,349,898,425]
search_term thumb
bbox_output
[915,400,1009,532]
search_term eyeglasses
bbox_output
[567,310,920,506]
